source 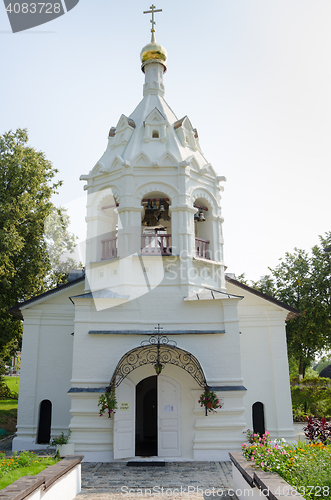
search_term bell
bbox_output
[159,202,165,212]
[199,208,205,222]
[147,199,152,210]
[194,212,199,222]
[153,199,158,210]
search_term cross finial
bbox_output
[143,4,162,42]
[155,323,163,337]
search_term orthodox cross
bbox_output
[143,4,162,34]
[155,323,163,339]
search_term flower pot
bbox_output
[56,443,75,455]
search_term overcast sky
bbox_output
[1,0,330,282]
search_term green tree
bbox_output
[0,129,79,359]
[44,206,82,286]
[253,234,331,378]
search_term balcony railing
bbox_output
[141,232,172,256]
[101,237,117,260]
[195,237,210,260]
[101,235,210,260]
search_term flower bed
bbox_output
[240,425,331,500]
[0,454,83,500]
[0,450,59,490]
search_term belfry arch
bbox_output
[109,339,207,390]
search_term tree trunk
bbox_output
[299,358,306,380]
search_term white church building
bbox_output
[11,7,298,462]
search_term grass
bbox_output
[0,451,59,490]
[0,400,17,435]
[3,376,19,396]
[0,378,19,435]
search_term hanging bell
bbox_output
[153,199,158,210]
[199,208,205,221]
[147,199,152,210]
[159,202,165,212]
[194,212,199,222]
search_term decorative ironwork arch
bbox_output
[109,332,207,389]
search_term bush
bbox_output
[0,381,12,400]
[292,404,308,422]
[291,379,331,419]
[303,417,331,444]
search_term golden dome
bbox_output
[140,41,167,64]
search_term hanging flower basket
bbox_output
[198,390,222,414]
[98,389,117,418]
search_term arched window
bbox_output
[37,400,52,444]
[152,130,159,138]
[252,401,265,435]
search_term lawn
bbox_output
[0,377,19,436]
[0,400,17,435]
[0,451,59,490]
[3,376,19,397]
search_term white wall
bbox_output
[13,282,84,451]
[226,281,295,441]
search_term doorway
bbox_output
[135,376,157,456]
[113,375,181,459]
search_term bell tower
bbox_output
[80,6,227,302]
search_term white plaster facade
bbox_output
[12,30,297,461]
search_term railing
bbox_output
[141,233,172,256]
[101,237,117,260]
[195,237,210,260]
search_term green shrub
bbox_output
[291,378,331,419]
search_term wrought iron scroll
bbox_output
[110,343,207,389]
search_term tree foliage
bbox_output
[251,233,331,378]
[237,234,331,378]
[44,206,82,286]
[0,129,79,356]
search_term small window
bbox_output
[152,130,159,138]
[37,400,52,444]
[252,401,265,435]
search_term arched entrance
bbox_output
[111,334,204,459]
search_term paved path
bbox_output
[293,422,307,442]
[74,461,235,500]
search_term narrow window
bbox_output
[37,400,52,444]
[152,130,159,138]
[252,401,265,435]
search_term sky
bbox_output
[0,0,330,282]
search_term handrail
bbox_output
[141,233,172,256]
[195,237,210,260]
[101,237,117,260]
